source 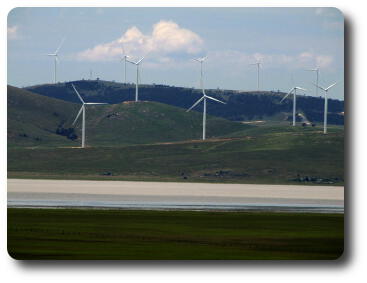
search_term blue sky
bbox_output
[7,7,344,99]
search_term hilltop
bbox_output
[25,80,344,125]
[7,85,250,147]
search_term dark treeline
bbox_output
[25,80,344,125]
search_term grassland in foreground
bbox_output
[8,208,344,260]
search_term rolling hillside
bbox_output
[25,80,345,125]
[7,85,79,147]
[7,85,250,147]
[7,85,344,185]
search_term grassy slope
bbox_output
[8,208,344,260]
[78,101,249,146]
[7,85,249,147]
[8,126,344,185]
[7,85,78,147]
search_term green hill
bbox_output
[7,85,344,185]
[7,85,79,147]
[25,80,345,125]
[7,85,250,147]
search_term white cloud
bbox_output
[7,25,19,40]
[315,8,344,31]
[76,20,203,62]
[315,55,333,68]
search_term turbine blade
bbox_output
[54,37,66,54]
[312,82,326,92]
[205,95,226,104]
[186,96,204,112]
[280,88,294,103]
[296,87,307,91]
[325,82,337,91]
[71,84,85,104]
[126,59,136,65]
[137,56,145,64]
[72,106,83,126]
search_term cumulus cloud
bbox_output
[76,20,203,61]
[7,25,19,40]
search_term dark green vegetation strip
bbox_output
[8,129,344,185]
[8,208,344,260]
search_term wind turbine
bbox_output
[187,90,225,140]
[188,56,225,140]
[305,68,320,97]
[47,37,65,84]
[280,86,307,126]
[250,61,261,91]
[71,84,107,148]
[121,45,129,84]
[314,82,337,134]
[126,57,144,101]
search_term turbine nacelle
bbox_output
[280,86,307,103]
[193,56,207,63]
[71,84,107,126]
[127,56,145,65]
[186,93,225,112]
[313,82,337,92]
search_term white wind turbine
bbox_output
[280,86,307,126]
[47,37,65,84]
[187,90,226,140]
[305,67,320,97]
[314,82,337,134]
[121,45,129,84]
[71,84,107,148]
[126,57,145,101]
[188,56,226,140]
[250,61,262,91]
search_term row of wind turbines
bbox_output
[47,39,337,149]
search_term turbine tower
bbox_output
[305,68,320,97]
[188,56,226,140]
[71,84,107,148]
[250,61,261,91]
[314,82,337,134]
[47,37,65,84]
[280,86,307,126]
[126,57,144,101]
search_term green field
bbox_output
[7,208,344,260]
[8,127,344,185]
